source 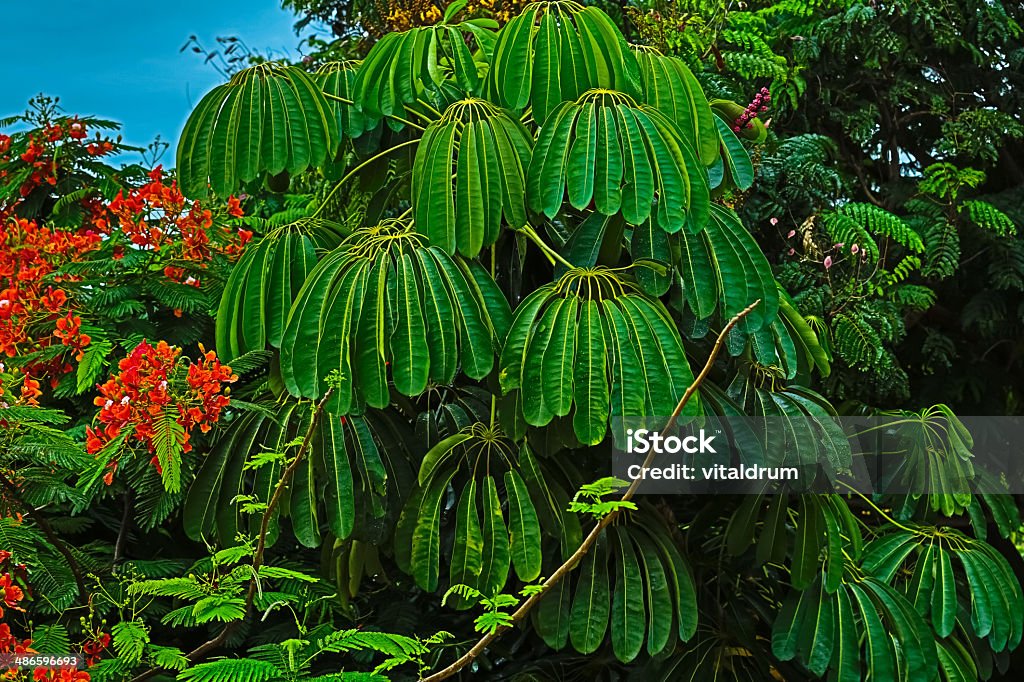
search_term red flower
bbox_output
[20,138,45,164]
[87,341,236,478]
[86,140,114,156]
[0,572,25,620]
[67,117,87,140]
[226,195,245,218]
[20,377,42,405]
[35,666,92,681]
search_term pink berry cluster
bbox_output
[733,87,771,132]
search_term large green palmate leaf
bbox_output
[280,219,509,413]
[353,21,489,118]
[412,98,533,257]
[488,1,641,123]
[724,377,851,475]
[398,426,551,596]
[861,528,1024,652]
[552,516,696,660]
[666,204,779,334]
[874,405,975,517]
[773,575,938,681]
[527,89,710,232]
[214,219,346,362]
[498,266,698,446]
[182,400,413,549]
[632,46,719,166]
[724,493,862,596]
[177,62,340,198]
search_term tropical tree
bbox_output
[1,1,1023,681]
[163,0,1024,678]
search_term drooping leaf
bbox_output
[177,63,339,197]
[281,220,503,409]
[500,267,697,445]
[488,2,640,122]
[412,99,532,257]
[527,90,709,232]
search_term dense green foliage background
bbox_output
[2,1,1023,681]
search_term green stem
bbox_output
[322,92,426,131]
[519,224,574,270]
[838,481,920,534]
[322,92,355,105]
[416,99,443,117]
[313,138,421,219]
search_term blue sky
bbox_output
[5,1,312,162]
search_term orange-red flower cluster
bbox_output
[105,167,250,284]
[0,551,33,681]
[32,669,91,682]
[0,621,33,679]
[0,574,23,620]
[0,218,99,395]
[79,633,109,668]
[0,117,114,202]
[86,341,236,483]
[0,219,100,352]
[0,364,44,409]
[53,314,91,363]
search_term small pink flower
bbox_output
[824,256,833,269]
[787,229,796,238]
[787,248,795,256]
[851,243,859,254]
[770,217,779,226]
[834,242,845,250]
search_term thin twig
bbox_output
[112,491,133,574]
[418,301,761,682]
[0,471,89,603]
[246,391,333,606]
[129,391,333,682]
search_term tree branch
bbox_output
[418,301,761,682]
[246,390,333,607]
[0,471,89,604]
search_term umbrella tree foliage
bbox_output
[1,1,1022,681]
[170,0,1024,678]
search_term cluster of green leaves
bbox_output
[4,0,1024,680]
[682,0,1024,410]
